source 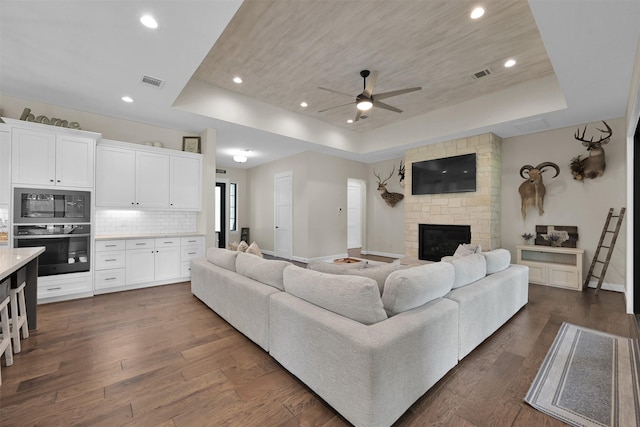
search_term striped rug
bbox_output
[525,322,640,427]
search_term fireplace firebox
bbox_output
[419,224,471,261]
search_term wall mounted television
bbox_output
[411,153,477,195]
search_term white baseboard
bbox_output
[586,280,624,293]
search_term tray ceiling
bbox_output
[193,0,555,132]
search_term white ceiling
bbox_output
[1,1,639,170]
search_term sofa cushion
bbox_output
[283,265,388,325]
[482,249,511,274]
[381,262,454,315]
[236,251,289,291]
[206,247,239,272]
[444,253,487,288]
[237,240,249,252]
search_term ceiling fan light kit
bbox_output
[319,69,421,122]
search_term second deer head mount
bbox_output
[374,166,404,207]
[570,120,612,181]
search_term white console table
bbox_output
[516,245,585,291]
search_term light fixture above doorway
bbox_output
[233,149,251,163]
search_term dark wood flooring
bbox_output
[0,282,636,426]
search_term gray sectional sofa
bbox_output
[191,249,529,427]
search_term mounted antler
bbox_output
[398,160,405,187]
[570,120,612,180]
[518,161,560,219]
[374,166,404,207]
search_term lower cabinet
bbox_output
[95,235,203,294]
[38,272,93,302]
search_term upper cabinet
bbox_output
[8,120,97,188]
[96,140,202,211]
[0,127,10,205]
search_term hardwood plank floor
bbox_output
[0,282,636,426]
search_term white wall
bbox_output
[501,117,627,290]
[365,158,405,257]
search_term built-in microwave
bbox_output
[13,188,91,224]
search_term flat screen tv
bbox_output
[411,153,477,195]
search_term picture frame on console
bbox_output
[182,136,201,153]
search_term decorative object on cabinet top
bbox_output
[182,136,201,154]
[98,138,202,157]
[19,107,81,129]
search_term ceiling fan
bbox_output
[318,70,422,122]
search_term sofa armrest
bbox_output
[269,292,458,427]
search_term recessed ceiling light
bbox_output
[300,102,308,108]
[140,15,158,29]
[233,76,243,84]
[121,96,134,103]
[347,119,354,124]
[504,58,517,68]
[470,7,485,19]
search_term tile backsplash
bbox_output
[95,209,197,236]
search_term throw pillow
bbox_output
[237,240,249,252]
[444,253,486,288]
[236,251,289,290]
[309,262,406,295]
[452,243,482,258]
[283,265,388,325]
[382,262,454,315]
[206,247,239,272]
[246,241,263,258]
[482,248,511,274]
[228,241,239,251]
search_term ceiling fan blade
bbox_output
[355,110,362,122]
[363,70,378,97]
[374,87,422,100]
[373,100,402,113]
[318,87,353,98]
[318,102,353,113]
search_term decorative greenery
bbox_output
[521,233,534,242]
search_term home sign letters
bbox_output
[19,107,81,129]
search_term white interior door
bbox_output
[347,179,363,249]
[274,171,293,260]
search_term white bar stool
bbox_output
[0,295,14,386]
[9,282,29,353]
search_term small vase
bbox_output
[550,240,562,247]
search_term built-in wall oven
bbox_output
[13,224,91,276]
[13,188,91,277]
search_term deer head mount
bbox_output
[374,166,404,207]
[518,162,560,219]
[570,120,611,181]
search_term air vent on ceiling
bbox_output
[140,75,165,88]
[471,68,492,80]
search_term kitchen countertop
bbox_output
[0,247,46,280]
[95,233,205,241]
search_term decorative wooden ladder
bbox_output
[584,207,626,295]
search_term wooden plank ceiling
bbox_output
[193,0,554,132]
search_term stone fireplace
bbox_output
[404,133,502,257]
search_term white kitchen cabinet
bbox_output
[136,152,170,208]
[96,139,202,210]
[170,156,202,210]
[10,125,96,188]
[180,236,205,279]
[0,128,10,205]
[38,272,93,303]
[95,145,136,207]
[125,239,155,286]
[154,237,180,281]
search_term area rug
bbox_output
[525,322,640,427]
